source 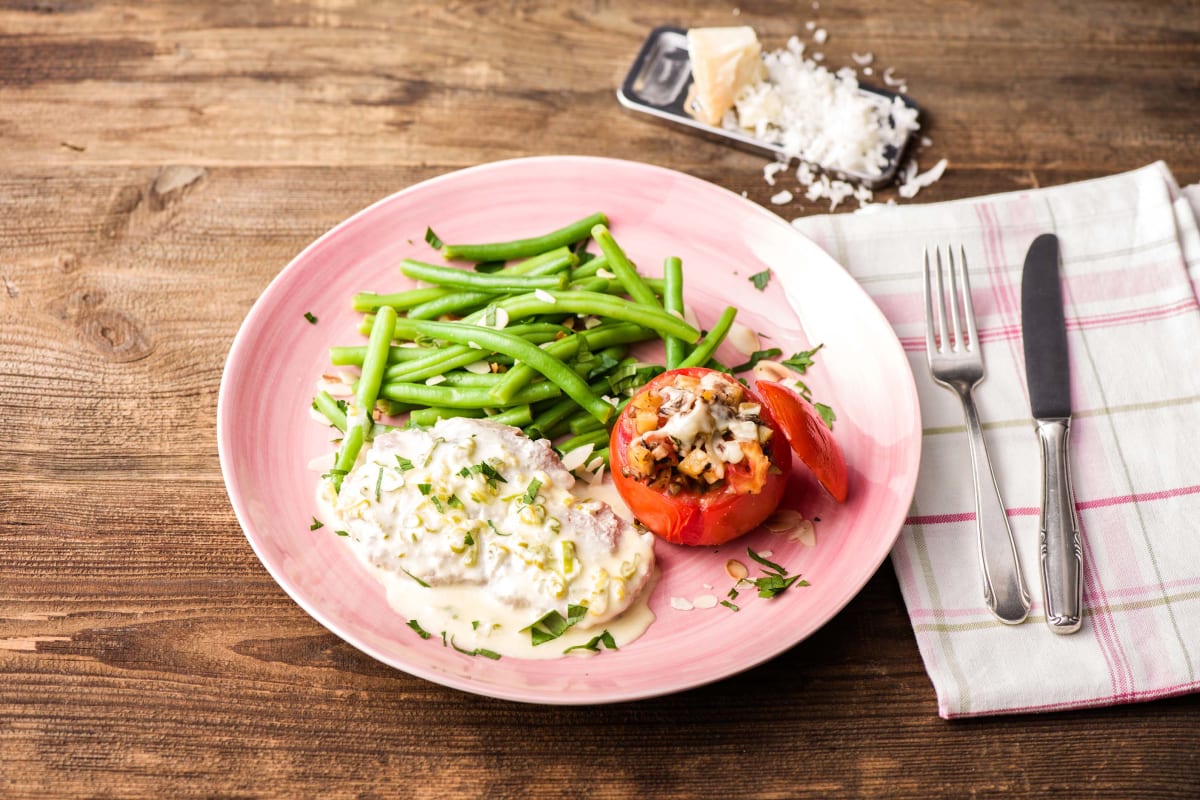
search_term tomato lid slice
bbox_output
[755,380,849,503]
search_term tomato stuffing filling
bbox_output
[621,371,776,496]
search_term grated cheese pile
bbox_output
[688,24,946,210]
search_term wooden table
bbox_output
[3,1,1198,797]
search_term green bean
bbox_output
[312,390,347,432]
[461,290,699,344]
[406,248,577,320]
[408,406,486,427]
[394,319,615,423]
[557,428,610,454]
[440,212,607,262]
[591,224,659,308]
[678,306,738,369]
[431,371,506,387]
[329,307,395,492]
[375,399,415,418]
[491,322,651,402]
[408,404,531,427]
[400,259,568,293]
[379,380,560,408]
[663,256,686,369]
[355,306,397,428]
[487,405,533,427]
[381,323,567,383]
[329,424,364,492]
[330,343,437,367]
[569,277,615,294]
[383,346,490,383]
[568,414,605,436]
[353,286,448,313]
[528,396,582,439]
[569,254,608,281]
[357,247,576,316]
[527,375,618,439]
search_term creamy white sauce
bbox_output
[316,418,657,659]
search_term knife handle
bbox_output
[1035,418,1083,634]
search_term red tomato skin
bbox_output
[609,368,792,546]
[756,381,849,503]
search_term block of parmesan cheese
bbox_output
[685,26,765,126]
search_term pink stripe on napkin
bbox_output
[792,162,1200,718]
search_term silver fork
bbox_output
[923,246,1031,624]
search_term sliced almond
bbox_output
[560,443,595,472]
[463,360,492,375]
[752,359,793,384]
[725,559,749,580]
[728,322,761,356]
[317,372,355,397]
[763,508,803,532]
[693,594,719,609]
[792,518,817,547]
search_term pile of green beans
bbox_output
[313,212,738,491]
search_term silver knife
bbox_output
[1021,233,1083,634]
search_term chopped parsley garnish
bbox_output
[782,344,823,373]
[374,466,385,501]
[463,532,474,546]
[730,347,783,373]
[401,568,430,588]
[407,619,432,639]
[448,637,502,660]
[747,548,787,574]
[721,600,741,612]
[334,530,350,537]
[524,603,587,646]
[460,461,506,490]
[322,467,348,483]
[309,517,324,531]
[749,269,772,290]
[563,630,618,654]
[471,620,480,631]
[417,483,432,495]
[523,478,542,505]
[395,455,415,472]
[429,495,444,513]
[813,402,836,430]
[303,311,318,325]
[422,437,445,467]
[424,227,444,249]
[448,494,464,510]
[746,547,809,598]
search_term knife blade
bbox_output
[1021,233,1083,634]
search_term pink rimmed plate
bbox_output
[217,156,921,704]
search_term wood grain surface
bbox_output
[2,1,1198,797]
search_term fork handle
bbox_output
[961,388,1032,624]
[1034,418,1083,634]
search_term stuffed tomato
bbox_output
[609,367,792,546]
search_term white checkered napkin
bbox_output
[792,163,1200,718]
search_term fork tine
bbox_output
[922,248,939,355]
[958,245,979,351]
[933,247,949,351]
[946,247,964,352]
